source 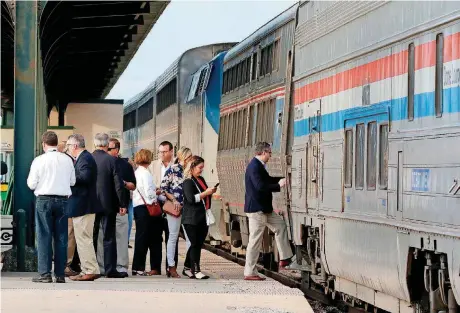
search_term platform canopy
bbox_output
[41,1,169,114]
[0,1,169,116]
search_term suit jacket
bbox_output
[68,150,100,217]
[148,159,171,187]
[92,149,126,214]
[182,176,210,226]
[244,157,282,214]
[116,157,136,206]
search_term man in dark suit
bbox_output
[92,133,127,278]
[243,142,295,281]
[65,134,101,281]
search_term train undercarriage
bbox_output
[210,211,460,313]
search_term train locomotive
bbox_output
[124,2,460,312]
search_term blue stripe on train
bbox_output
[293,86,460,137]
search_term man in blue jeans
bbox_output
[27,131,76,283]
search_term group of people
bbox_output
[27,131,218,283]
[27,130,295,283]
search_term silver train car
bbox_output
[215,2,460,313]
[122,43,235,158]
[216,5,297,262]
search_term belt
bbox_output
[37,195,68,199]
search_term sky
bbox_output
[106,0,297,102]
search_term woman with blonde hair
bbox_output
[132,149,163,276]
[181,155,217,279]
[160,146,192,278]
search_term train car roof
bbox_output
[224,3,299,63]
[124,43,234,112]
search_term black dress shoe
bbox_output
[55,276,65,283]
[106,271,126,278]
[119,272,129,278]
[32,274,52,283]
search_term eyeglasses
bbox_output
[108,147,117,151]
[158,150,170,154]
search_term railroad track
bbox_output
[203,243,366,313]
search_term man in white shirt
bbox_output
[27,131,76,283]
[148,141,177,274]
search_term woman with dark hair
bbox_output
[181,156,217,279]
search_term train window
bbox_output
[435,33,444,117]
[344,129,353,187]
[222,71,227,94]
[246,58,251,84]
[355,123,365,189]
[273,40,280,71]
[247,105,255,147]
[379,124,389,189]
[123,110,136,132]
[266,44,273,74]
[137,97,154,126]
[251,52,258,81]
[236,63,242,88]
[157,78,177,115]
[243,61,246,86]
[259,49,266,77]
[367,122,377,190]
[232,66,238,91]
[408,43,415,121]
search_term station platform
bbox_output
[1,238,312,313]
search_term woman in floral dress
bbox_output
[160,146,192,278]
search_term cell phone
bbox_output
[214,183,220,188]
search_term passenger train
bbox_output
[123,2,460,312]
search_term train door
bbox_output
[343,106,389,216]
[306,99,321,211]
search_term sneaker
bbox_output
[194,272,209,280]
[55,276,65,283]
[32,274,52,283]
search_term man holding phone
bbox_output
[243,142,296,281]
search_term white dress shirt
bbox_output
[27,147,76,196]
[133,166,158,207]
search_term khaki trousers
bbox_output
[67,218,76,266]
[73,214,100,275]
[244,212,293,277]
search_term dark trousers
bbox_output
[183,222,208,273]
[70,246,81,272]
[35,196,68,277]
[93,212,117,275]
[163,216,179,271]
[132,205,163,272]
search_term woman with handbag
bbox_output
[132,149,163,276]
[182,156,217,279]
[160,146,192,278]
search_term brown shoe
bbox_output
[69,274,99,281]
[146,270,161,276]
[244,275,266,281]
[65,267,79,277]
[168,266,180,278]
